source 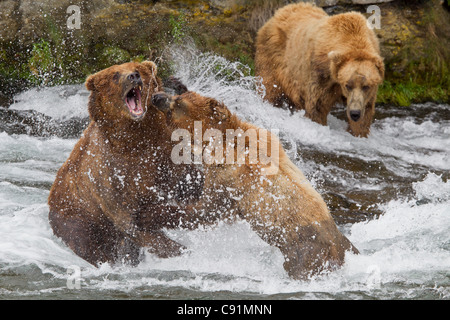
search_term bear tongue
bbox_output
[127,89,143,115]
[127,96,137,110]
[134,89,143,114]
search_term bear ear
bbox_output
[374,56,385,79]
[141,61,158,76]
[328,51,342,65]
[85,74,96,91]
[328,51,345,80]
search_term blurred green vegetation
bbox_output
[376,0,450,105]
[0,0,448,107]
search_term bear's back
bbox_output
[322,12,379,53]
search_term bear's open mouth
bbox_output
[125,86,144,118]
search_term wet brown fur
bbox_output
[255,3,384,137]
[153,91,358,280]
[48,61,202,266]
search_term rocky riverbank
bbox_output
[1,0,449,106]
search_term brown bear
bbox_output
[255,3,384,137]
[151,90,358,280]
[48,61,203,266]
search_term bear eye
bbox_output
[345,84,353,91]
[362,85,370,91]
[113,72,120,83]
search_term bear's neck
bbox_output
[95,110,172,153]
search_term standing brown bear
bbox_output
[151,90,358,280]
[255,3,384,137]
[48,61,202,266]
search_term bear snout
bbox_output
[125,72,143,91]
[349,110,361,122]
[151,92,171,111]
[127,72,141,83]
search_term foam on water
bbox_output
[0,138,448,299]
[9,85,89,121]
[0,45,449,299]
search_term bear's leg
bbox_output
[279,222,356,280]
[241,207,356,280]
[305,99,329,125]
[258,75,285,108]
[137,230,186,258]
[49,208,141,266]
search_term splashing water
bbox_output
[0,44,449,299]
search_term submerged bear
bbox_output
[48,61,203,266]
[255,3,384,137]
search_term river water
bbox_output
[0,47,449,299]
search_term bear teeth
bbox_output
[125,87,144,117]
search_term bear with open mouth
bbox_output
[48,61,203,266]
